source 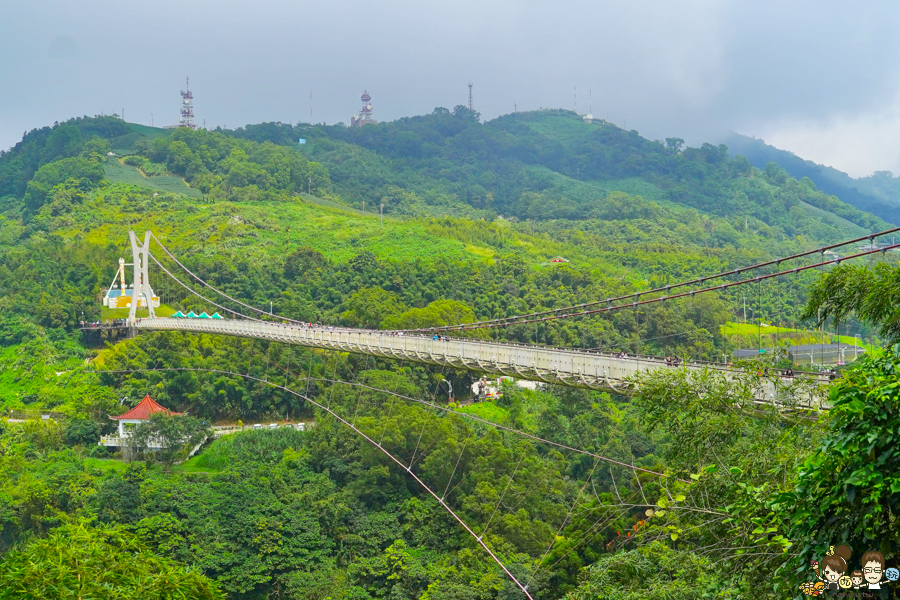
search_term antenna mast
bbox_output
[468,82,474,112]
[351,90,377,127]
[583,89,594,123]
[179,77,196,129]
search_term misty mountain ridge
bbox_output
[721,132,900,225]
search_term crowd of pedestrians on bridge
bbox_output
[79,319,127,328]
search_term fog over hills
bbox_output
[4,1,900,178]
[722,133,900,226]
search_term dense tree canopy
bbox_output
[0,111,895,599]
[0,520,224,600]
[143,128,330,201]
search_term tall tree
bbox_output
[131,412,210,469]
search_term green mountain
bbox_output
[0,110,888,376]
[224,109,887,237]
[721,132,900,225]
[0,110,889,600]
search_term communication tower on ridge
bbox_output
[351,90,376,127]
[583,89,594,123]
[179,77,196,129]
[468,82,474,112]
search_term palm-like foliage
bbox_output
[802,263,900,342]
[0,520,224,599]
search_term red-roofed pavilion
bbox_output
[111,395,182,421]
[105,396,182,443]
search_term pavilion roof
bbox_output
[110,395,182,420]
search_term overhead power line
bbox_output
[96,367,686,482]
[404,226,900,333]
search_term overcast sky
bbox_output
[3,0,900,177]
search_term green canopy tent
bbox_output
[198,312,211,319]
[186,311,198,318]
[211,312,224,319]
[172,311,186,318]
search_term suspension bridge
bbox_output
[86,228,900,598]
[80,230,885,408]
[134,316,823,406]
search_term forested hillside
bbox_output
[722,132,900,226]
[0,113,894,599]
[227,108,887,237]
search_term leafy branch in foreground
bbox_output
[628,366,825,597]
[802,262,900,342]
[776,344,900,582]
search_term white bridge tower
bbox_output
[127,230,157,326]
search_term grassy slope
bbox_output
[104,156,203,198]
[55,184,797,303]
[63,191,482,265]
[721,321,878,352]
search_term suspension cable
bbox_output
[406,241,900,332]
[148,255,263,322]
[150,233,305,324]
[403,227,900,331]
[148,228,896,345]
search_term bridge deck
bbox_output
[134,318,827,408]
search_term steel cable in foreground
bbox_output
[96,367,688,483]
[96,366,536,599]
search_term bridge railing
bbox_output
[134,317,827,379]
[135,318,828,408]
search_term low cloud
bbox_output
[1,0,899,179]
[758,84,900,178]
